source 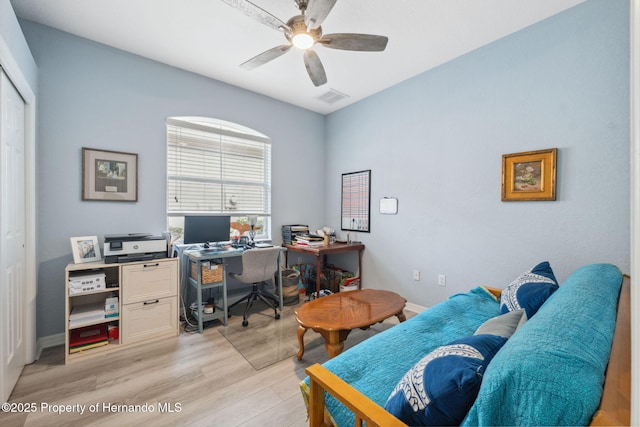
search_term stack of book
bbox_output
[69,324,109,353]
[294,234,324,247]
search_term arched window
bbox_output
[166,116,271,242]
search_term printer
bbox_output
[104,233,169,264]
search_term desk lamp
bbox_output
[248,216,257,246]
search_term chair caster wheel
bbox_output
[275,313,280,320]
[242,320,248,327]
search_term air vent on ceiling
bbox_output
[316,89,350,105]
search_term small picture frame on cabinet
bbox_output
[70,236,101,263]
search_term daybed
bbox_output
[300,263,630,426]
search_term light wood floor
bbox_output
[1,301,409,427]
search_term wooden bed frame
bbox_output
[305,276,631,427]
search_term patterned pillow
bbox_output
[500,261,559,318]
[384,334,508,426]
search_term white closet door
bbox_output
[0,68,26,402]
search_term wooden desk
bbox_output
[283,243,365,296]
[295,289,407,359]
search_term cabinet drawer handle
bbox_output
[143,299,160,305]
[143,263,160,268]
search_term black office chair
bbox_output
[227,247,282,327]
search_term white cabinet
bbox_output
[64,258,179,364]
[121,261,178,345]
[122,261,177,303]
[121,297,178,345]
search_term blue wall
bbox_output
[19,20,326,338]
[0,0,37,89]
[17,0,630,338]
[324,0,630,306]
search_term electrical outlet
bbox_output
[438,274,446,286]
[413,270,420,281]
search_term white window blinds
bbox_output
[167,117,271,216]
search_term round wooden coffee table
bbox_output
[295,289,407,360]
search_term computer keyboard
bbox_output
[200,246,235,254]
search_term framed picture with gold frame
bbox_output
[502,148,557,201]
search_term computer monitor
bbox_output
[183,215,231,246]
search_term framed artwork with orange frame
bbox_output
[502,148,557,201]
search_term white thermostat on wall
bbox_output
[379,197,398,215]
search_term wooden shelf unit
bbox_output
[64,258,178,364]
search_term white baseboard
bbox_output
[34,302,426,360]
[36,333,64,360]
[406,301,427,314]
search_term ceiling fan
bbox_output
[221,0,389,87]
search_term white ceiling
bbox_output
[10,0,586,114]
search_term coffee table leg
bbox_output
[396,310,407,323]
[326,331,344,358]
[322,330,352,359]
[296,325,308,360]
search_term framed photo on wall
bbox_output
[341,170,371,232]
[502,148,557,201]
[82,147,138,202]
[70,236,101,263]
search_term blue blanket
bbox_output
[462,263,623,426]
[301,286,501,426]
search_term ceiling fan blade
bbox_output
[303,49,327,87]
[240,45,292,70]
[304,0,337,30]
[221,0,290,33]
[318,33,389,51]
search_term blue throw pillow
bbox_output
[384,334,508,426]
[500,261,559,318]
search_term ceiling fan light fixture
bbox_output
[224,0,387,87]
[292,32,315,49]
